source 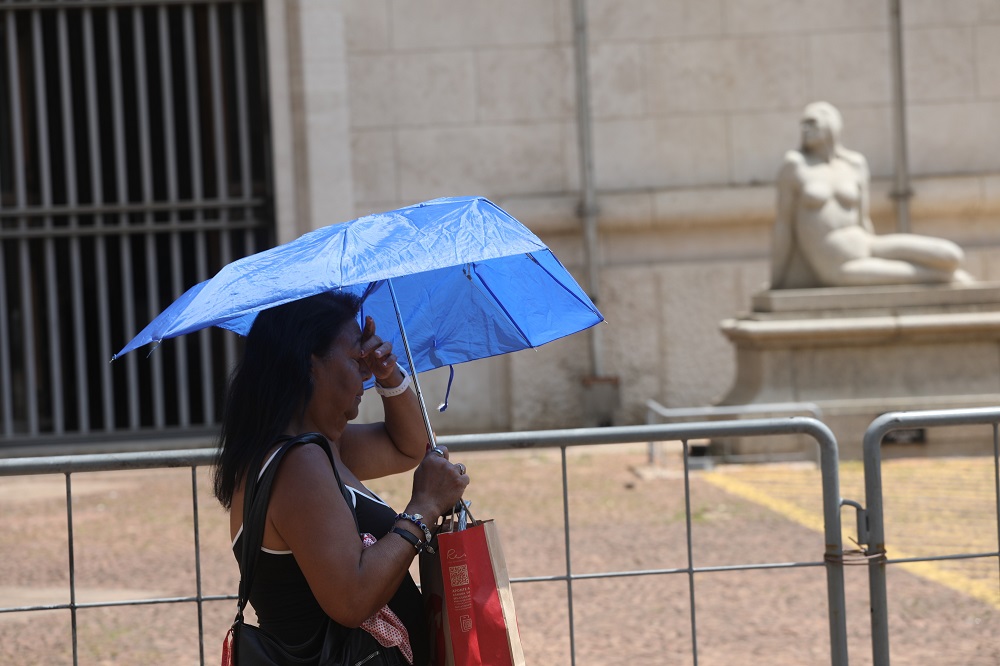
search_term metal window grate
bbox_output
[0,0,272,447]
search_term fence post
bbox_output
[863,407,1000,666]
[863,414,892,666]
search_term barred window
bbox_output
[0,0,272,448]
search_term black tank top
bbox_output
[232,480,428,665]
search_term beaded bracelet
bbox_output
[395,512,435,553]
[391,526,424,553]
[375,367,411,398]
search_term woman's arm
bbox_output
[267,443,466,626]
[341,316,428,480]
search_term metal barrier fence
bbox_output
[0,418,850,666]
[0,448,219,665]
[861,407,1000,666]
[645,399,824,465]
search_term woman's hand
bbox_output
[360,316,403,387]
[340,315,428,478]
[405,445,469,520]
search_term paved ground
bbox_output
[1,444,998,665]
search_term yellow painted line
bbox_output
[703,472,1000,610]
[702,473,827,535]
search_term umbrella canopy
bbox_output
[114,196,604,377]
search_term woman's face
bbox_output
[307,320,371,436]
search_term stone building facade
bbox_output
[258,0,1000,433]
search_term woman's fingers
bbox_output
[360,315,377,348]
[412,446,469,515]
[360,317,401,381]
[427,446,467,480]
[428,446,467,479]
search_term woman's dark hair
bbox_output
[213,291,362,509]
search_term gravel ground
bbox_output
[1,445,998,665]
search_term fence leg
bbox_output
[816,428,850,666]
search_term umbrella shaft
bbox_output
[386,279,437,448]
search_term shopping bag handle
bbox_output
[453,499,475,531]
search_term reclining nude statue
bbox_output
[770,101,973,289]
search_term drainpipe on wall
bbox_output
[571,0,620,426]
[889,0,912,233]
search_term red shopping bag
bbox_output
[421,517,525,666]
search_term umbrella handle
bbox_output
[385,279,437,449]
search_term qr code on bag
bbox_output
[448,564,469,587]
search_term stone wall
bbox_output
[340,0,1000,207]
[272,0,1000,433]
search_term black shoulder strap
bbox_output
[236,432,358,617]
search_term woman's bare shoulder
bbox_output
[270,440,336,489]
[284,437,334,465]
[267,442,342,523]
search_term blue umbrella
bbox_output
[113,196,604,443]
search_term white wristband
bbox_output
[375,366,411,398]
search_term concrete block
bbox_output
[646,36,807,112]
[396,52,477,126]
[908,103,1000,174]
[905,28,978,102]
[902,0,981,25]
[589,43,646,119]
[593,115,729,189]
[601,267,662,421]
[396,124,569,200]
[344,0,390,52]
[724,0,885,33]
[976,26,1000,98]
[348,54,396,128]
[808,31,890,106]
[349,52,477,127]
[729,112,798,184]
[351,130,397,204]
[389,0,559,49]
[981,0,1000,21]
[581,376,622,428]
[508,334,591,431]
[660,263,747,408]
[819,106,893,178]
[477,47,574,122]
[587,0,722,40]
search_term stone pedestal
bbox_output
[717,283,1000,459]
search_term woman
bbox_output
[214,291,468,665]
[770,101,971,289]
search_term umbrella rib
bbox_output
[525,253,603,316]
[467,264,533,348]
